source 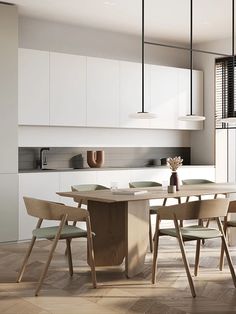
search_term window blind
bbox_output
[215,56,236,129]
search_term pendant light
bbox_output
[221,0,236,124]
[129,0,156,119]
[178,0,206,122]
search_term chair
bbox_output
[182,179,215,202]
[129,181,168,253]
[182,179,227,236]
[71,184,109,207]
[16,197,97,296]
[65,184,109,255]
[220,200,236,270]
[152,199,236,298]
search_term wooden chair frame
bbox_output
[220,200,236,270]
[152,199,236,298]
[129,181,182,253]
[16,197,97,296]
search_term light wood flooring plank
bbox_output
[1,231,236,313]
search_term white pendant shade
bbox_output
[178,114,206,122]
[129,112,157,119]
[221,117,236,123]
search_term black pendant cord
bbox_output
[190,0,193,116]
[141,0,145,113]
[233,0,235,115]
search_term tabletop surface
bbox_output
[57,183,236,203]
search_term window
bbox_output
[215,57,236,129]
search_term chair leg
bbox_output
[174,216,196,298]
[16,236,37,283]
[194,240,201,276]
[152,215,161,284]
[66,238,73,276]
[86,216,97,288]
[16,218,43,283]
[65,221,77,256]
[216,218,236,287]
[219,217,228,271]
[177,197,184,227]
[35,215,68,296]
[149,214,153,253]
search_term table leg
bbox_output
[88,200,126,266]
[87,199,149,278]
[125,200,149,278]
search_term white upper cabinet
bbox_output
[149,65,203,130]
[149,65,179,129]
[18,48,203,130]
[18,48,50,125]
[50,52,86,126]
[86,57,119,127]
[177,68,204,130]
[119,61,150,128]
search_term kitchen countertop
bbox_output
[19,165,215,173]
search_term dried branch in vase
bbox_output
[167,156,183,172]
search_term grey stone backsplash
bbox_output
[18,147,190,170]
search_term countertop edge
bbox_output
[19,165,215,174]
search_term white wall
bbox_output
[19,126,190,147]
[19,17,190,68]
[191,38,231,165]
[0,4,18,242]
[18,17,191,149]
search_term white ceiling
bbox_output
[3,0,233,43]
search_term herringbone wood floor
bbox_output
[1,230,236,313]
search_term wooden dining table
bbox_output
[57,183,236,278]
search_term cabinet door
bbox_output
[149,65,179,129]
[18,48,50,125]
[86,57,119,127]
[50,52,86,126]
[0,174,18,242]
[119,61,150,128]
[178,68,203,130]
[19,173,60,240]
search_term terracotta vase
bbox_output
[87,150,104,168]
[169,171,180,191]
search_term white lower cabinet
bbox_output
[18,167,215,240]
[0,174,18,242]
[96,170,130,189]
[19,173,60,240]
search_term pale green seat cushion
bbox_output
[159,225,222,240]
[33,225,88,239]
[227,220,236,227]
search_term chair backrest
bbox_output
[157,198,230,220]
[182,179,214,185]
[129,181,162,188]
[228,200,236,213]
[71,184,109,205]
[23,197,89,221]
[71,184,109,192]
